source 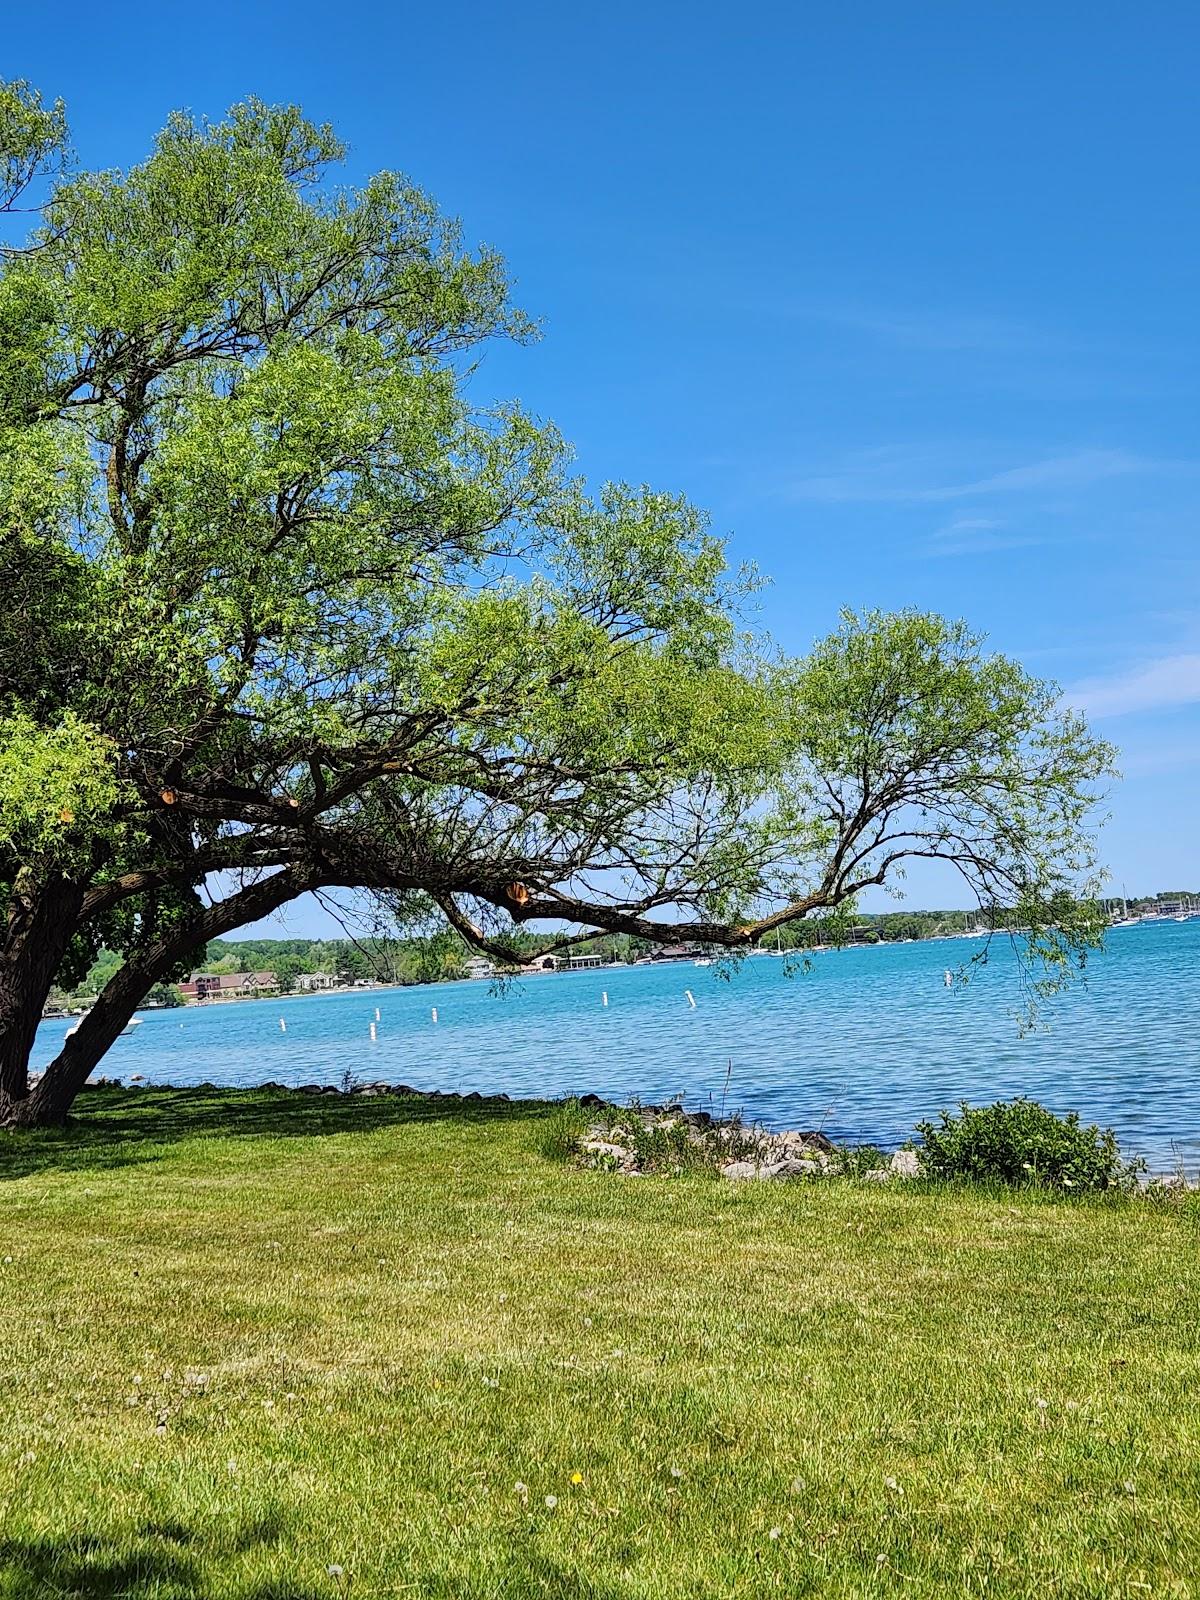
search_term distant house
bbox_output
[463,956,494,980]
[526,953,559,972]
[567,952,605,969]
[182,970,279,1001]
[296,972,336,991]
[645,944,694,963]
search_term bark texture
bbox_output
[0,871,83,1111]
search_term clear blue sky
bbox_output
[11,1,1199,933]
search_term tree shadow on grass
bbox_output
[0,1522,636,1600]
[0,1531,322,1599]
[0,1534,200,1599]
[0,1084,557,1183]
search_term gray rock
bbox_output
[777,1129,818,1152]
[720,1161,761,1181]
[772,1156,823,1178]
[582,1140,629,1163]
[796,1130,835,1153]
[890,1149,922,1178]
[297,1084,323,1095]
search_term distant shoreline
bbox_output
[41,916,1196,1020]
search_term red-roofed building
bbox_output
[179,970,279,1002]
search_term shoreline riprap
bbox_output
[573,1100,922,1181]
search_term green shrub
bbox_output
[535,1099,591,1163]
[833,1142,892,1177]
[914,1098,1142,1192]
[621,1117,712,1174]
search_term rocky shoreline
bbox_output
[291,1081,919,1180]
[572,1099,921,1182]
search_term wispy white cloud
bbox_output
[792,302,1057,355]
[922,516,1040,558]
[932,516,1005,536]
[790,448,1159,505]
[1067,653,1200,718]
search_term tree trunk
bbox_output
[13,868,317,1128]
[17,950,165,1125]
[0,870,84,1113]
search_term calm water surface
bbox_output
[31,921,1200,1167]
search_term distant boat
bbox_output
[693,957,712,967]
[65,1013,142,1040]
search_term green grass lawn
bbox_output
[1,1087,1198,1599]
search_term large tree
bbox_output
[0,90,1113,1127]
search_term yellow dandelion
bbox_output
[570,1471,584,1486]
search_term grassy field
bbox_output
[1,1086,1198,1599]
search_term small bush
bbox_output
[833,1142,892,1177]
[622,1118,712,1174]
[914,1098,1142,1192]
[535,1099,591,1163]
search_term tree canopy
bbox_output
[0,86,1114,1125]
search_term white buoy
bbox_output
[279,1017,286,1032]
[375,1006,380,1022]
[431,1007,438,1024]
[370,1021,377,1043]
[684,989,696,1008]
[602,991,608,1007]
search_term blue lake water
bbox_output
[31,920,1200,1168]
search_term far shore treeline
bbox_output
[45,887,1196,1010]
